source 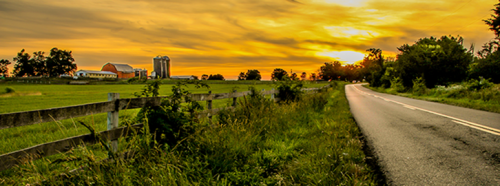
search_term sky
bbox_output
[0,0,497,80]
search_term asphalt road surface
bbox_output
[346,84,500,185]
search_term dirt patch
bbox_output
[0,92,42,97]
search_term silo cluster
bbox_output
[153,56,170,78]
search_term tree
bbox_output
[309,73,317,81]
[31,51,46,76]
[342,64,362,82]
[484,1,500,38]
[300,72,307,80]
[290,72,298,80]
[11,48,77,77]
[245,69,261,80]
[46,47,77,77]
[360,48,387,87]
[395,36,473,88]
[0,59,11,77]
[271,68,288,81]
[208,74,225,80]
[12,49,34,77]
[201,74,209,80]
[238,72,246,80]
[319,61,343,81]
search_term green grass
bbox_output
[0,81,329,158]
[365,84,500,113]
[0,82,378,185]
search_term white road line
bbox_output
[351,85,500,136]
[452,120,500,136]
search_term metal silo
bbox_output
[153,56,162,78]
[162,56,170,78]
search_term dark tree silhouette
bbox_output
[208,74,225,80]
[0,59,11,77]
[271,68,288,81]
[245,69,261,80]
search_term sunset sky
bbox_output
[0,0,497,80]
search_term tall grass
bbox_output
[367,80,500,113]
[0,82,378,185]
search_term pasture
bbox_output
[0,81,379,185]
[0,81,328,154]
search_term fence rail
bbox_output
[0,86,329,171]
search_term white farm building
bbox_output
[75,70,117,79]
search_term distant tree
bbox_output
[245,69,261,80]
[290,72,298,80]
[238,72,246,80]
[31,51,46,76]
[11,48,77,77]
[46,48,77,77]
[271,68,288,81]
[319,61,343,81]
[300,72,307,80]
[208,74,225,80]
[0,59,11,77]
[395,36,473,88]
[309,73,317,81]
[484,1,500,38]
[360,48,386,87]
[342,64,362,82]
[201,74,209,80]
[192,75,199,80]
[12,49,34,77]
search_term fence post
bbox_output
[271,88,275,100]
[232,90,237,107]
[107,93,119,153]
[207,91,212,110]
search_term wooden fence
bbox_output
[0,86,329,171]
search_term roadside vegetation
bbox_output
[366,78,500,113]
[351,2,500,113]
[0,81,379,185]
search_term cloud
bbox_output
[0,0,496,79]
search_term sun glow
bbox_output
[317,51,365,64]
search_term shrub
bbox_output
[412,77,427,96]
[5,87,15,93]
[134,80,209,147]
[464,77,493,91]
[390,77,405,93]
[275,78,304,103]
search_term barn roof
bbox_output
[104,63,134,73]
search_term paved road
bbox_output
[346,84,500,185]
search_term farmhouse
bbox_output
[75,70,117,79]
[101,63,135,78]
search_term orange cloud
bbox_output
[0,0,496,79]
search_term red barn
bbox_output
[101,63,135,78]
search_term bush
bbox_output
[5,87,15,93]
[464,77,493,91]
[275,78,304,103]
[412,77,427,95]
[390,77,405,93]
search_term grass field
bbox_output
[0,81,329,156]
[0,82,379,185]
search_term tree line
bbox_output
[0,48,77,77]
[316,1,500,89]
